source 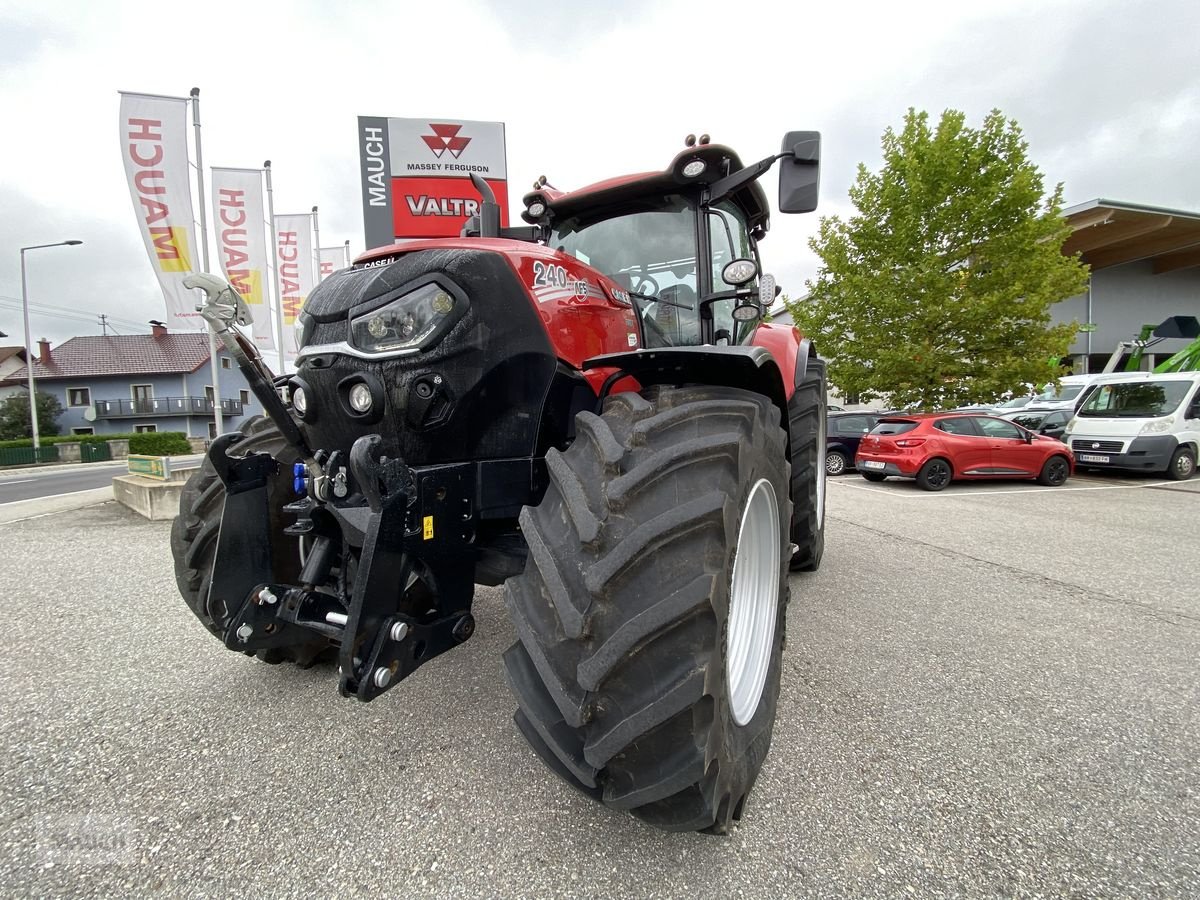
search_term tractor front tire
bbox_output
[788,358,827,571]
[503,385,791,833]
[170,416,328,667]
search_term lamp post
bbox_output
[20,240,82,454]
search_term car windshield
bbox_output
[1008,413,1045,430]
[549,197,699,347]
[1035,383,1084,402]
[1078,380,1193,417]
[997,396,1030,409]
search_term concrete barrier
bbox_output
[112,464,201,520]
[57,442,81,463]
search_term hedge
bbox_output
[128,432,191,455]
[0,431,194,454]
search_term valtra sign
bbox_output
[358,116,508,248]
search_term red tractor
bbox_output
[173,132,827,834]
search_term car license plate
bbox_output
[1078,454,1110,464]
[861,460,886,470]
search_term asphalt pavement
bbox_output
[0,473,1197,897]
[0,456,204,505]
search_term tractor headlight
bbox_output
[349,282,460,354]
[348,382,373,413]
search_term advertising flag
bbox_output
[119,92,199,328]
[358,116,508,247]
[211,167,275,351]
[318,246,349,282]
[276,213,315,363]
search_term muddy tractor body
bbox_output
[172,133,828,833]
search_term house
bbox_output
[0,346,29,400]
[11,323,260,438]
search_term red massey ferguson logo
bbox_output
[422,124,471,159]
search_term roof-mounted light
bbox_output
[527,200,546,218]
[682,159,707,178]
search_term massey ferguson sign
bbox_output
[358,116,508,248]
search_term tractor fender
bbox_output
[749,321,814,396]
[583,345,790,442]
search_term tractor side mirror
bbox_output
[778,131,821,213]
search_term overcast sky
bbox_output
[0,0,1197,346]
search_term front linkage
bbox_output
[185,274,481,702]
[206,432,477,701]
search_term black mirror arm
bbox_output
[708,152,788,205]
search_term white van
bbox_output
[1063,371,1200,480]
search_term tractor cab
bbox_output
[515,134,820,349]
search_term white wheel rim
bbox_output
[816,413,827,528]
[726,478,781,726]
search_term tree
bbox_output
[0,391,64,440]
[787,108,1089,410]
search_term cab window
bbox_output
[708,202,755,344]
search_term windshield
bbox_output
[996,396,1030,409]
[549,197,699,347]
[1035,383,1084,402]
[1078,380,1193,417]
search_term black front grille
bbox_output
[1072,439,1123,453]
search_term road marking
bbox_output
[0,487,115,507]
[831,479,1178,497]
[0,479,35,485]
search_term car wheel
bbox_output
[1167,446,1196,481]
[916,458,952,492]
[861,472,886,483]
[1037,454,1070,486]
[825,450,846,477]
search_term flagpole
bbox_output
[265,160,287,374]
[311,206,321,283]
[191,86,223,436]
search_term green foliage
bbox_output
[128,432,191,455]
[787,108,1089,409]
[0,431,192,453]
[0,391,63,440]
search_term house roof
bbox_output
[14,333,212,380]
[0,346,27,365]
[1062,199,1200,272]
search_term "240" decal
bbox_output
[532,261,569,288]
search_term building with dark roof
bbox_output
[10,323,258,438]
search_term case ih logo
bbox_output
[422,124,471,159]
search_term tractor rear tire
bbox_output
[788,358,827,572]
[170,416,328,667]
[503,385,791,833]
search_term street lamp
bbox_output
[20,240,83,454]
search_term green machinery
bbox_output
[1101,315,1200,374]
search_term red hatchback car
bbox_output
[855,413,1075,491]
